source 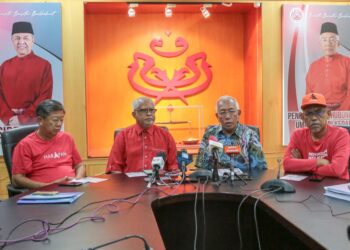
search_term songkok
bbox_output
[12,22,34,35]
[320,22,338,35]
[301,93,327,110]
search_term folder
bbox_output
[17,192,84,204]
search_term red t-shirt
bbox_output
[106,124,178,173]
[12,131,82,183]
[283,125,350,180]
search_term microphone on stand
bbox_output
[224,145,240,182]
[208,135,223,182]
[147,152,166,188]
[177,149,192,173]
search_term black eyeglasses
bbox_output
[135,108,157,114]
[217,109,239,117]
[303,109,326,118]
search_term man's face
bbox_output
[38,110,64,138]
[11,33,34,57]
[301,105,330,135]
[320,32,339,57]
[216,100,240,134]
[132,100,156,129]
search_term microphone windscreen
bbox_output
[209,135,218,142]
[156,151,166,160]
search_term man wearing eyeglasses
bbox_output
[306,22,350,110]
[106,97,178,173]
[283,93,350,179]
[195,95,267,170]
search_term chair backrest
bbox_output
[1,125,39,180]
[247,125,260,142]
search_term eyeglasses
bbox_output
[135,108,157,114]
[217,109,239,116]
[303,109,326,118]
[320,36,338,43]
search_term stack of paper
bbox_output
[324,183,350,201]
[17,192,84,204]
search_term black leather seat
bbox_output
[1,125,39,197]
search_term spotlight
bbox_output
[165,4,176,18]
[128,3,138,17]
[254,2,261,8]
[200,4,212,19]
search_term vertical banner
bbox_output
[0,3,62,154]
[283,4,350,145]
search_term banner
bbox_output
[0,3,62,154]
[283,4,350,145]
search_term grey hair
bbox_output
[215,96,240,112]
[319,34,340,41]
[132,97,154,111]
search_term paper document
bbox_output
[17,192,84,204]
[125,172,148,178]
[72,177,108,184]
[280,174,308,181]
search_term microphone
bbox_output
[224,145,241,155]
[177,149,192,173]
[147,152,166,188]
[151,152,166,170]
[208,135,223,182]
[260,158,295,193]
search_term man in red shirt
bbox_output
[306,22,350,111]
[0,21,53,126]
[106,97,178,173]
[283,93,350,179]
[12,100,85,189]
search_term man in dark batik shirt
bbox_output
[195,96,267,171]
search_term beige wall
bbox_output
[1,0,349,199]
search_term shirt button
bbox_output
[145,156,148,158]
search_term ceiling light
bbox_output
[254,2,261,8]
[200,4,212,19]
[128,3,138,17]
[165,4,176,18]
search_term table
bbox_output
[0,170,350,249]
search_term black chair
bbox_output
[1,125,39,197]
[247,125,260,142]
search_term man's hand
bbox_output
[9,115,20,126]
[291,149,302,159]
[50,176,73,184]
[316,158,330,166]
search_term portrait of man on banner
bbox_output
[0,3,63,154]
[282,4,350,145]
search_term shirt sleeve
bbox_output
[106,131,126,172]
[247,131,267,169]
[12,141,34,175]
[338,61,350,110]
[283,131,318,173]
[314,130,349,179]
[195,130,211,169]
[0,64,15,125]
[18,62,53,124]
[164,132,178,171]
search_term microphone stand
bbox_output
[228,163,247,185]
[147,167,160,188]
[212,149,220,182]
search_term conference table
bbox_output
[0,169,350,250]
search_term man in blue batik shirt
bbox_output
[195,96,267,171]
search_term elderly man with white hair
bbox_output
[106,96,178,173]
[195,95,267,171]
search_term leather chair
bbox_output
[1,125,39,197]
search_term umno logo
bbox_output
[128,31,212,105]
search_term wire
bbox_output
[193,180,201,250]
[236,189,264,250]
[202,179,209,250]
[253,188,282,250]
[86,234,151,250]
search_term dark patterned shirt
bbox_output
[195,123,267,170]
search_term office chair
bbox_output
[1,125,39,197]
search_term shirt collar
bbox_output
[218,122,243,138]
[135,123,155,135]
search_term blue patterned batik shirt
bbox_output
[195,123,267,170]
